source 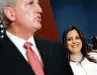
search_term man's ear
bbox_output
[4,7,15,21]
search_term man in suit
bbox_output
[0,0,73,75]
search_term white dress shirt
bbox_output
[70,58,97,75]
[6,31,42,63]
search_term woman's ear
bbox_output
[4,7,15,21]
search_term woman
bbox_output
[62,26,97,75]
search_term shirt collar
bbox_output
[6,31,36,47]
[27,36,36,47]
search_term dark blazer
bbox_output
[0,34,73,75]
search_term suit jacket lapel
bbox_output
[1,34,35,75]
[34,37,53,75]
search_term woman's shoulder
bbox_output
[83,58,97,67]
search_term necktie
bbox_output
[24,42,45,75]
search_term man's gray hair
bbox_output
[0,0,17,27]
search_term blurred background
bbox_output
[50,0,97,43]
[1,0,97,44]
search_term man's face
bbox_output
[13,0,42,34]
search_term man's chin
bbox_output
[37,23,42,29]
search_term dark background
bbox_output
[50,0,97,43]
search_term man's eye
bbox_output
[29,1,33,5]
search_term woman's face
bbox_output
[66,29,82,54]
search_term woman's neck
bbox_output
[70,53,83,63]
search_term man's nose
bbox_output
[36,4,43,13]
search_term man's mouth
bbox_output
[35,15,42,22]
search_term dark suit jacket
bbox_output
[0,34,73,75]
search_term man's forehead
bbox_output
[23,0,39,2]
[15,0,39,5]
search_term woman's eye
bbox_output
[76,36,80,40]
[67,38,72,41]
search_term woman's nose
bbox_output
[72,39,76,44]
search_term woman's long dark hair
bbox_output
[62,26,97,63]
